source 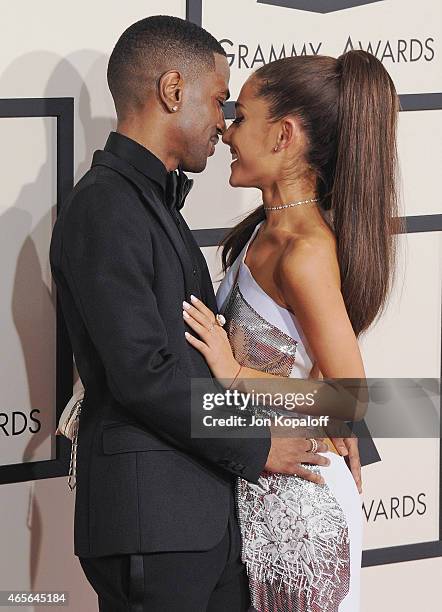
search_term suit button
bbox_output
[192,268,197,275]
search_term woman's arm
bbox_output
[239,239,366,411]
[277,239,366,379]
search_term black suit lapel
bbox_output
[177,215,218,312]
[92,150,196,294]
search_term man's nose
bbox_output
[222,125,231,145]
[217,112,227,135]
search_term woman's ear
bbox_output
[158,70,183,113]
[277,116,299,151]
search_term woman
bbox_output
[182,50,402,611]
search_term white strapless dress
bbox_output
[216,221,362,612]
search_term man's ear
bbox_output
[158,70,183,112]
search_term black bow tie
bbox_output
[165,166,194,212]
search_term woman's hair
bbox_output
[220,50,404,337]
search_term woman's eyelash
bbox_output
[232,116,243,125]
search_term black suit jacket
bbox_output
[49,133,271,558]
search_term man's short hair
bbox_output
[107,15,227,120]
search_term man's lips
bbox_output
[208,136,218,156]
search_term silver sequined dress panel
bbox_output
[222,282,350,612]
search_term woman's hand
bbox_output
[183,295,240,383]
[330,436,362,493]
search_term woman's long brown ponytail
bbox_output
[332,50,403,336]
[220,50,403,337]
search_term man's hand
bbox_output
[264,433,330,484]
[330,436,362,493]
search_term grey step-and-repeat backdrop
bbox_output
[0,0,440,568]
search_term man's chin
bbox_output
[182,157,208,174]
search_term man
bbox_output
[50,15,344,611]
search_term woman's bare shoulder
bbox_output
[277,227,341,289]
